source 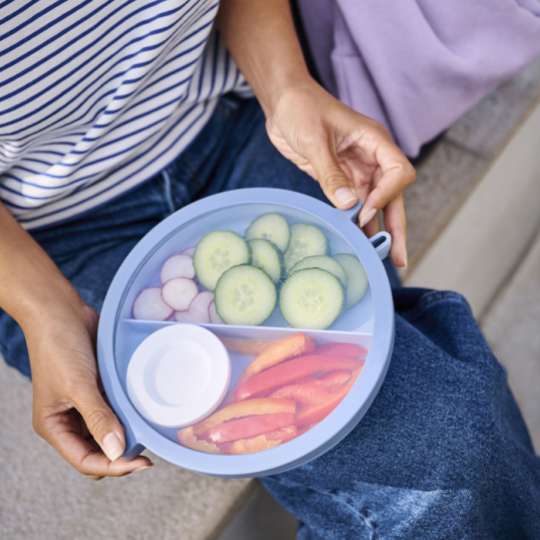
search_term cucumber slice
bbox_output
[284,223,328,272]
[334,253,369,307]
[194,231,250,291]
[248,239,283,283]
[215,265,277,325]
[246,213,290,252]
[290,255,347,286]
[280,268,344,329]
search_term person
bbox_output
[0,2,538,538]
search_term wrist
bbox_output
[259,71,314,118]
[17,276,85,335]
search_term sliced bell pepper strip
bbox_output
[297,378,355,427]
[270,370,356,405]
[225,425,298,454]
[177,426,221,453]
[234,355,361,401]
[206,412,296,443]
[315,343,367,359]
[192,398,296,437]
[244,333,315,377]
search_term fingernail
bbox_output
[334,187,357,208]
[359,207,377,228]
[102,432,124,462]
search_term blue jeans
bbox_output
[1,96,539,539]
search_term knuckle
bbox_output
[85,408,110,436]
[323,170,347,190]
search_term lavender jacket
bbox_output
[298,0,540,156]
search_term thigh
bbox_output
[262,290,540,539]
[0,177,169,378]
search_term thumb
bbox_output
[307,144,357,209]
[74,382,126,462]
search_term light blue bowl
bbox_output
[97,188,394,477]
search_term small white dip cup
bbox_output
[127,324,230,427]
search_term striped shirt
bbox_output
[0,0,249,229]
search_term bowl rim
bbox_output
[97,188,394,477]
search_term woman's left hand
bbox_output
[266,81,416,268]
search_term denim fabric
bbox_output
[1,96,539,539]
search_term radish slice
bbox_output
[133,288,173,320]
[174,292,213,324]
[160,254,195,284]
[174,310,194,323]
[189,291,213,323]
[182,247,196,256]
[209,301,224,324]
[162,278,198,311]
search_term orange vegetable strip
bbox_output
[177,426,221,454]
[206,412,295,443]
[226,425,298,454]
[315,343,367,359]
[244,333,315,377]
[221,338,274,355]
[270,369,359,407]
[297,379,354,427]
[192,398,296,437]
[234,355,360,401]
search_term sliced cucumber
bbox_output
[334,253,368,307]
[248,239,282,283]
[246,213,290,252]
[215,265,277,325]
[290,255,347,286]
[280,268,344,329]
[284,223,328,272]
[194,231,250,291]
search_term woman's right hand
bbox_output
[24,294,153,478]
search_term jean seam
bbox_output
[161,169,176,214]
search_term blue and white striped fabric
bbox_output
[0,0,249,229]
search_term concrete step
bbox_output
[482,228,540,452]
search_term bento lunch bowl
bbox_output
[97,188,395,477]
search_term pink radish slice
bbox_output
[162,278,198,311]
[174,292,213,324]
[182,247,196,256]
[160,254,195,284]
[209,301,224,324]
[133,288,173,320]
[189,291,213,322]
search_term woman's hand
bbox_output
[266,82,416,268]
[24,296,152,478]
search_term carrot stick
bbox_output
[244,333,315,377]
[221,338,274,356]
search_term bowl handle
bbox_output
[369,232,392,260]
[340,202,392,260]
[122,422,145,459]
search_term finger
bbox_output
[362,210,380,238]
[305,138,358,209]
[72,381,128,462]
[40,412,153,477]
[384,195,408,268]
[358,143,415,226]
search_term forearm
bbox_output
[217,0,312,116]
[0,204,80,329]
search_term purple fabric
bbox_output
[299,0,540,156]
